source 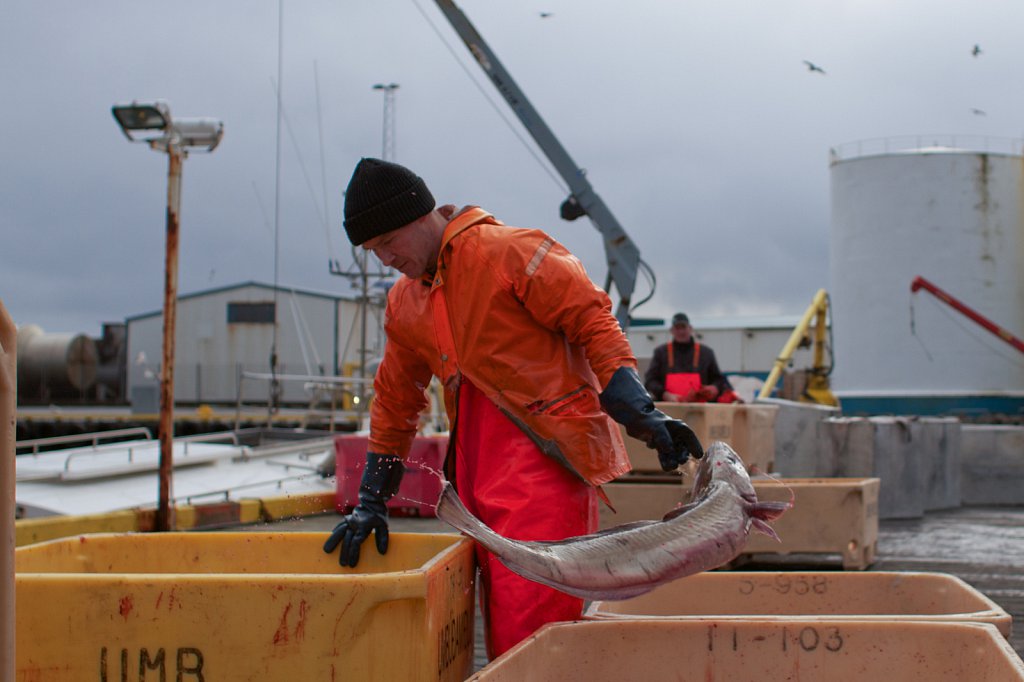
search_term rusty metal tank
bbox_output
[16,325,98,398]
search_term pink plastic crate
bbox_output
[334,434,448,517]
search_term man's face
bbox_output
[671,323,692,343]
[362,213,440,279]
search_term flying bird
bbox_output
[803,60,826,74]
[540,11,553,18]
[972,44,982,57]
[971,108,987,116]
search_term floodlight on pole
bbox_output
[113,100,223,151]
[112,102,170,137]
[111,100,223,532]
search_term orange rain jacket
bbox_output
[368,206,635,486]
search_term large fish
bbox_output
[435,441,790,601]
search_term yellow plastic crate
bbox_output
[16,532,475,681]
[470,620,1024,681]
[585,571,1011,638]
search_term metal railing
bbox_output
[58,431,245,473]
[10,428,241,476]
[172,471,323,506]
[16,427,154,457]
[177,430,243,456]
[830,134,1024,164]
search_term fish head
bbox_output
[695,441,756,499]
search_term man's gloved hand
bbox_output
[696,385,719,402]
[600,366,705,471]
[323,452,404,567]
[719,389,743,404]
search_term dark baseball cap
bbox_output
[671,312,690,327]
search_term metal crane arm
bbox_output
[433,0,641,328]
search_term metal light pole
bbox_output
[328,84,400,422]
[0,299,16,682]
[372,83,399,162]
[358,83,400,401]
[112,101,223,531]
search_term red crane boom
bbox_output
[910,275,1024,354]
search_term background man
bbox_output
[644,312,742,403]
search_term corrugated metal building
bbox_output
[126,282,376,408]
[125,281,819,409]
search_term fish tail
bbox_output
[435,482,508,552]
[435,482,473,530]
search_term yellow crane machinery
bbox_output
[757,288,839,406]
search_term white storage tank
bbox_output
[829,136,1024,414]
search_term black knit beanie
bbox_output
[343,158,436,246]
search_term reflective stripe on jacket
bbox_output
[368,206,635,486]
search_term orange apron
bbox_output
[456,379,596,660]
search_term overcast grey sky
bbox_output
[2,0,1021,337]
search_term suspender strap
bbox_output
[667,341,701,372]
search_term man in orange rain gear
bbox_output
[323,158,704,659]
[644,312,742,404]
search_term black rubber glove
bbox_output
[600,366,705,471]
[323,452,404,567]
